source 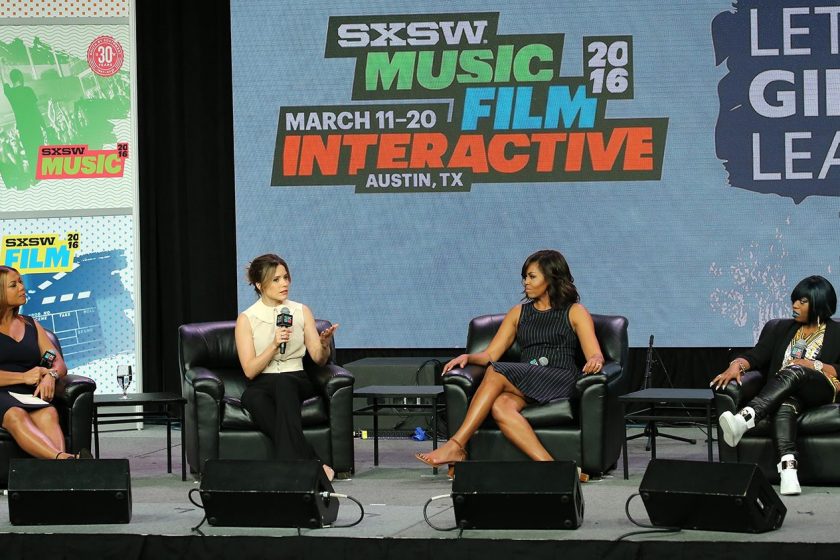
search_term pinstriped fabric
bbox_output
[491,302,580,404]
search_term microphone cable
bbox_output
[187,487,208,535]
[614,492,681,541]
[319,491,365,528]
[423,494,459,531]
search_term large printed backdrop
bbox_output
[231,1,839,348]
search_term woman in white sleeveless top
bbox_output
[234,254,338,480]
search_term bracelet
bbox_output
[48,369,60,380]
[730,360,747,374]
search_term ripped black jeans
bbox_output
[746,365,837,459]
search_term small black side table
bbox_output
[353,385,444,471]
[93,392,186,481]
[619,388,715,479]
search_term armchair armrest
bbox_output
[715,369,763,412]
[574,361,621,392]
[184,366,225,402]
[53,373,96,407]
[442,364,486,395]
[309,364,354,399]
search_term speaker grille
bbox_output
[451,461,583,530]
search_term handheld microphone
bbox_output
[791,339,807,360]
[276,307,293,354]
[39,350,56,368]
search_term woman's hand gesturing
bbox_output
[319,323,339,349]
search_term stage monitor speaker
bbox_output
[451,460,583,529]
[639,459,786,533]
[8,458,132,525]
[199,460,338,527]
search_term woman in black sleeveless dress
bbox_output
[416,250,605,469]
[0,265,78,460]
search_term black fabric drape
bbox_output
[136,1,237,393]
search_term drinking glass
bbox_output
[116,365,133,399]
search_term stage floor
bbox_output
[1,423,838,545]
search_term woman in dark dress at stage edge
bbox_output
[416,250,605,473]
[234,254,339,481]
[0,265,81,460]
[713,275,840,496]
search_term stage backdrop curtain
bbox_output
[136,0,238,393]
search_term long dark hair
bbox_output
[521,250,579,309]
[791,275,837,324]
[246,254,289,296]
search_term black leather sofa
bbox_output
[715,319,840,484]
[442,313,630,477]
[178,320,355,477]
[0,329,96,487]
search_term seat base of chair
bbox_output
[187,425,353,475]
[722,434,840,485]
[464,428,617,477]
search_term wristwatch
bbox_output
[814,360,824,372]
[48,369,60,380]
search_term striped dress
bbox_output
[491,302,580,404]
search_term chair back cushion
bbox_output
[465,314,521,360]
[465,311,628,369]
[179,320,240,373]
[587,314,629,367]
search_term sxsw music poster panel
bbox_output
[0,2,139,390]
[271,12,669,193]
[0,22,133,212]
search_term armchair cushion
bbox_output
[521,399,575,428]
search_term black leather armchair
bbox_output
[0,329,96,486]
[442,313,630,476]
[178,320,355,477]
[715,319,840,484]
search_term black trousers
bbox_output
[747,365,836,459]
[241,371,320,462]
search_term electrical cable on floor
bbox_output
[423,494,458,531]
[187,488,207,535]
[320,492,365,528]
[614,492,681,541]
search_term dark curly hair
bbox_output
[791,275,836,324]
[521,250,579,309]
[246,254,289,296]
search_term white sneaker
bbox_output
[718,408,754,447]
[778,456,801,496]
